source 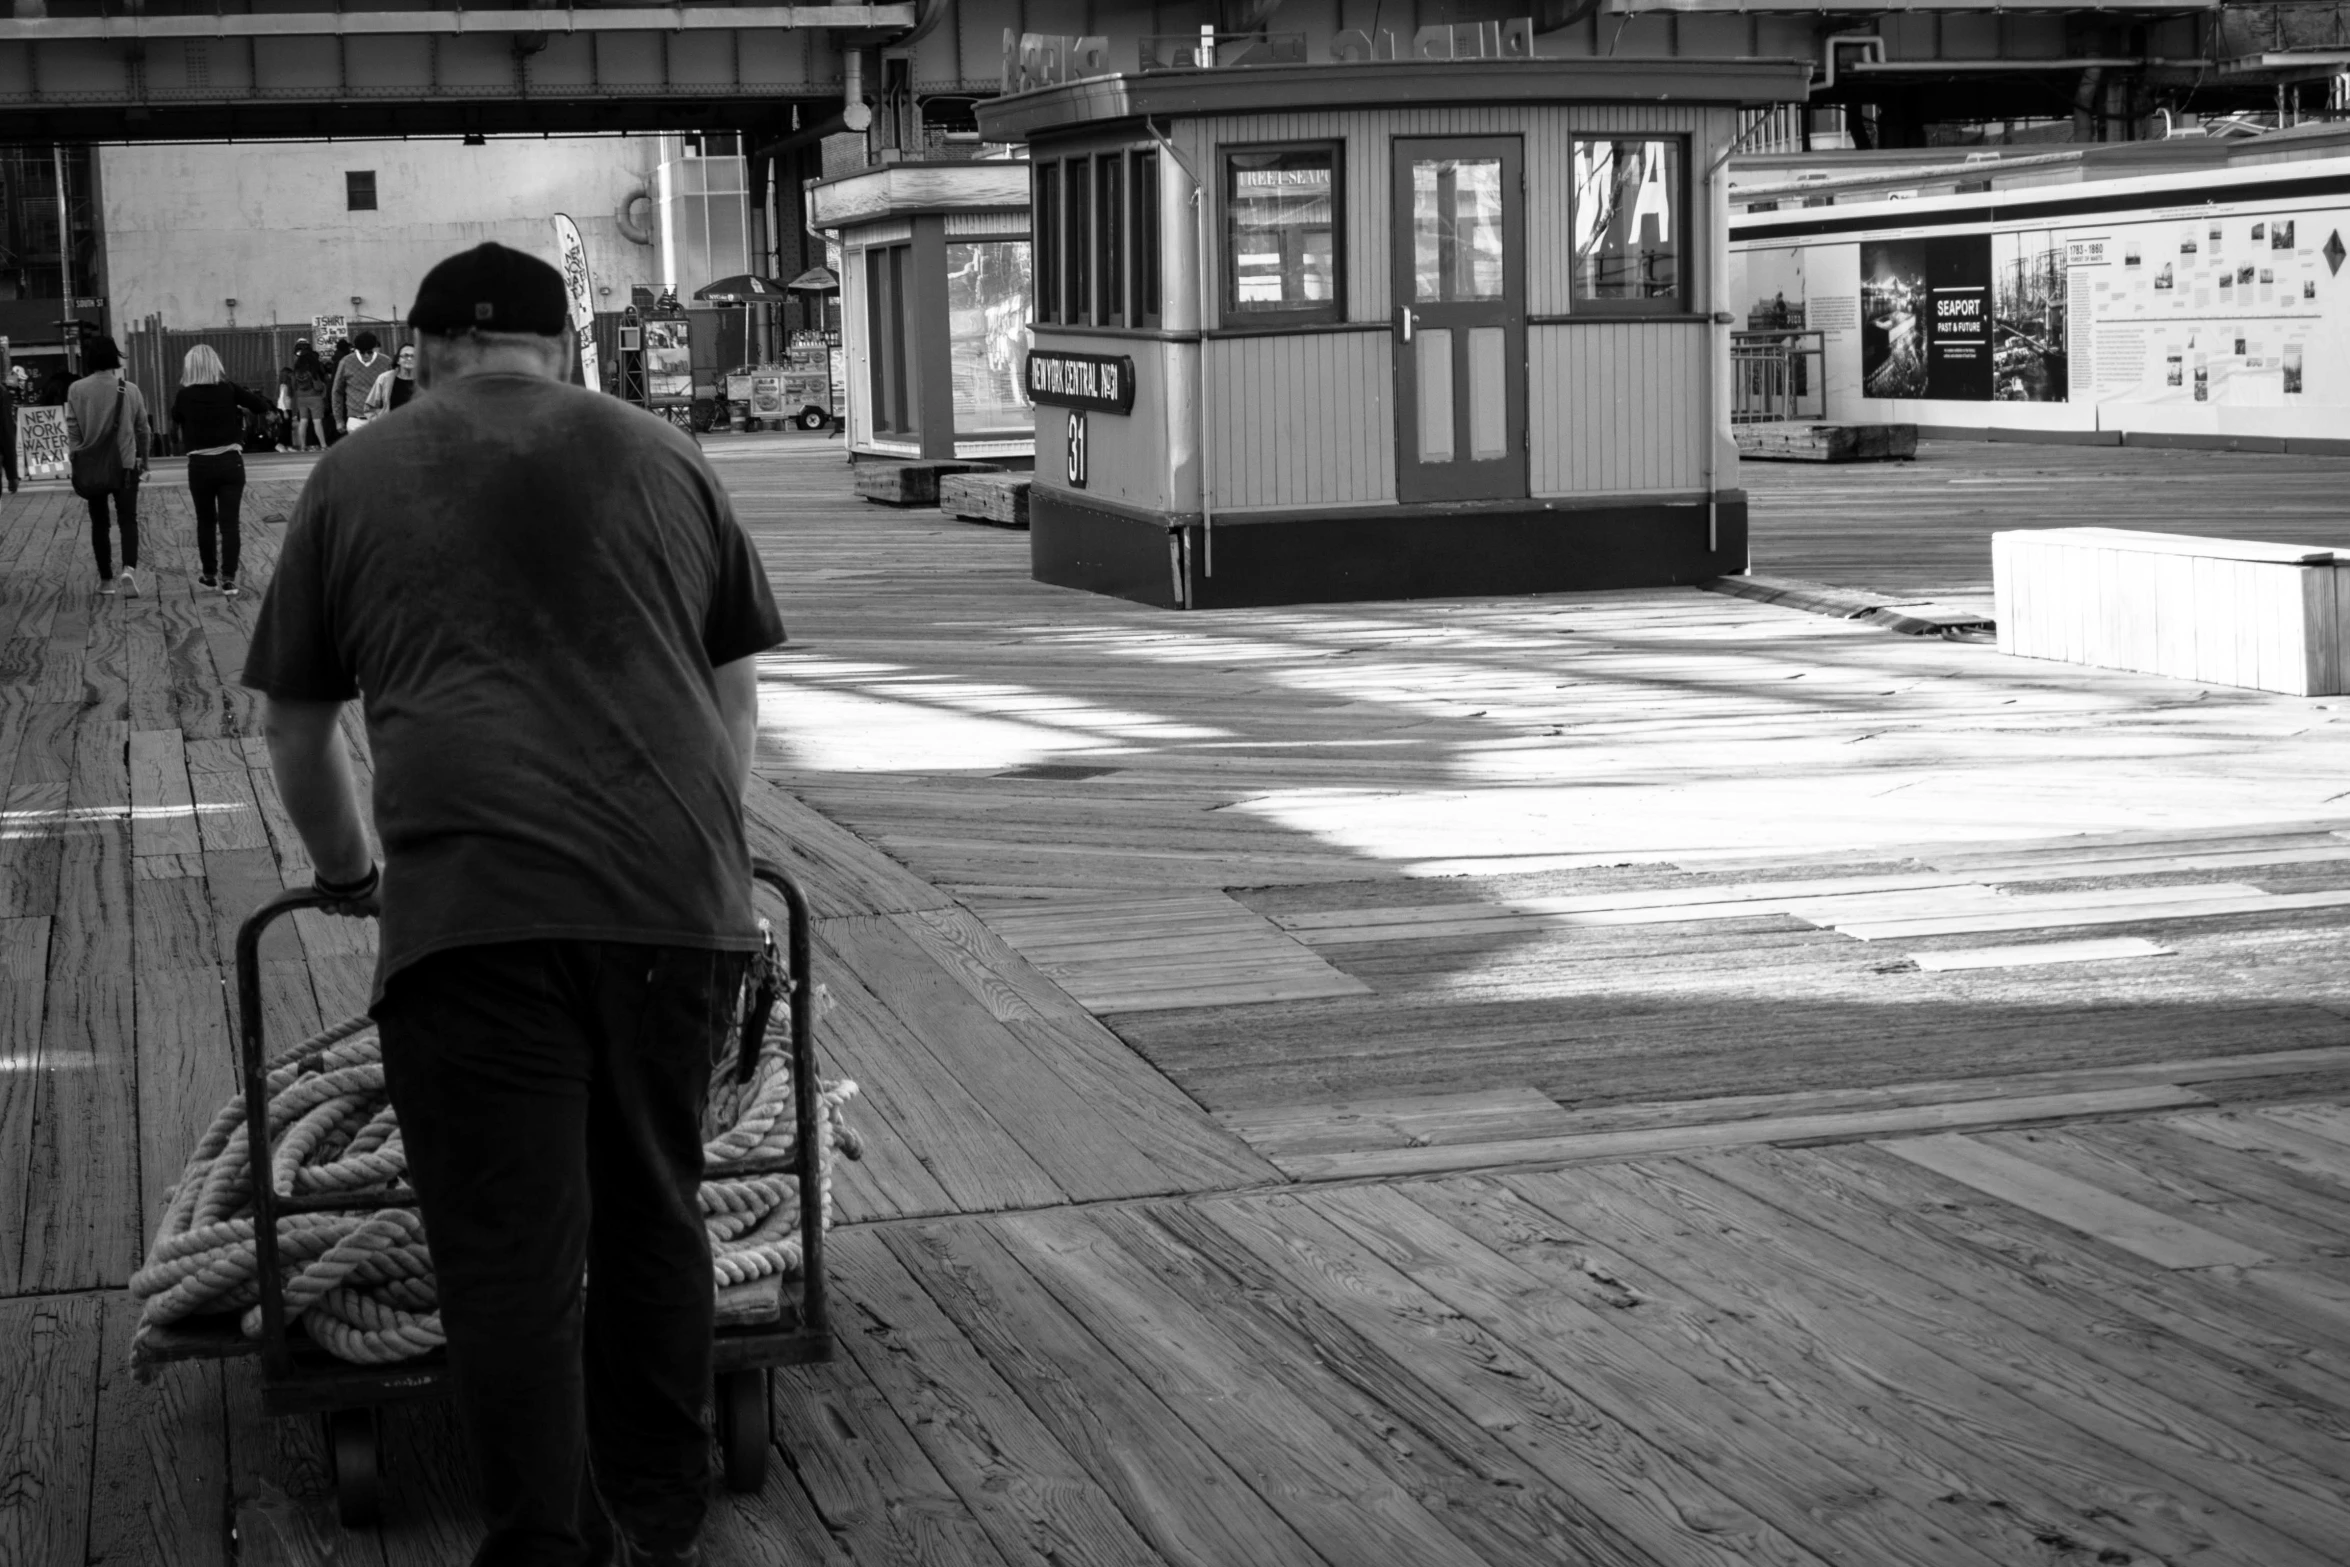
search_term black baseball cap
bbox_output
[408,242,568,335]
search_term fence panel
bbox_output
[127,320,413,452]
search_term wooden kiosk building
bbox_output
[979,53,1808,609]
[809,158,1037,466]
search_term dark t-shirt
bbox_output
[242,372,786,994]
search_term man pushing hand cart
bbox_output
[242,241,790,1567]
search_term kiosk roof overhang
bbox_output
[977,57,1813,141]
[809,160,1031,230]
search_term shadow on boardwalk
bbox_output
[7,440,2350,1565]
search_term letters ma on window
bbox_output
[1570,138,1685,314]
[1031,149,1163,330]
[1224,144,1343,327]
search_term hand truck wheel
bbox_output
[324,1406,382,1527]
[714,1368,770,1493]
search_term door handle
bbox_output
[1398,306,1414,344]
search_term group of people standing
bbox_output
[280,332,412,451]
[50,328,420,598]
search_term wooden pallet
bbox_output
[855,461,1001,507]
[1737,421,1918,463]
[939,472,1031,529]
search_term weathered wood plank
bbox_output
[808,930,1063,1214]
[992,1206,1494,1567]
[820,917,1171,1203]
[0,916,49,1296]
[1883,1133,2274,1269]
[827,1230,1169,1567]
[129,727,202,859]
[135,968,235,1237]
[768,1331,1016,1567]
[1276,1084,2205,1182]
[1616,1153,2350,1547]
[880,1217,1328,1567]
[0,1292,102,1565]
[1311,1181,2018,1566]
[1506,1162,2350,1567]
[20,818,142,1292]
[1209,1187,1841,1558]
[86,1291,230,1567]
[895,907,1281,1191]
[742,778,955,918]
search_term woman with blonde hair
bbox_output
[171,344,271,593]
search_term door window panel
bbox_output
[1411,158,1505,303]
[1225,146,1342,324]
[1467,326,1508,460]
[1415,328,1454,463]
[1571,138,1684,307]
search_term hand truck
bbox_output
[136,858,834,1526]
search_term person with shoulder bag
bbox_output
[65,337,153,596]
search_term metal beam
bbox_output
[0,7,915,43]
[1603,0,2213,11]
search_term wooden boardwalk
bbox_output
[8,437,2350,1565]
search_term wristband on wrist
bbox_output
[314,863,380,901]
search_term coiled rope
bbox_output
[131,994,858,1372]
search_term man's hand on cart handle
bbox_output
[312,861,382,917]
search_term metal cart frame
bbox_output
[141,858,833,1525]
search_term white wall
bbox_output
[100,137,666,329]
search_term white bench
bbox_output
[1993,527,2349,696]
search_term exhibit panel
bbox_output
[982,56,1805,608]
[1730,150,2350,447]
[811,160,1035,462]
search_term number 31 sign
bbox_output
[1066,410,1088,489]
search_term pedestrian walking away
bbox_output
[172,344,273,594]
[287,338,330,451]
[242,241,786,1567]
[66,336,152,596]
[335,330,392,435]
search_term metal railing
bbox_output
[1731,329,1826,424]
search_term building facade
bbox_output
[97,135,677,331]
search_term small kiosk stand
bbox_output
[808,160,1036,465]
[978,45,1808,608]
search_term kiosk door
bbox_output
[1392,137,1526,504]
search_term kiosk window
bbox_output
[1065,156,1092,324]
[1097,155,1125,327]
[1034,162,1062,323]
[1135,151,1161,326]
[947,241,1035,435]
[1224,145,1342,324]
[866,244,916,436]
[1570,138,1685,311]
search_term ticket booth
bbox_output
[808,160,1036,465]
[978,53,1808,608]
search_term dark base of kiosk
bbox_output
[1030,492,1750,610]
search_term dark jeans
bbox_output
[87,474,139,578]
[187,450,246,578]
[375,940,744,1567]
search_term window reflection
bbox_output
[1226,147,1341,321]
[1572,139,1683,304]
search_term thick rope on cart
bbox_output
[130,991,858,1374]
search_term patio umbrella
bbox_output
[785,265,839,293]
[693,273,789,302]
